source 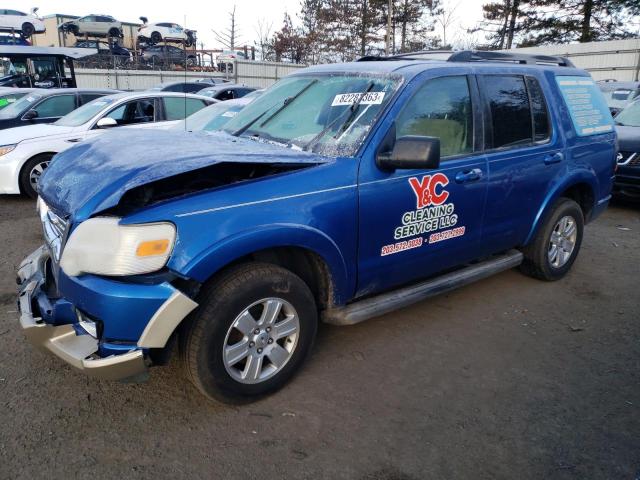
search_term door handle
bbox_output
[455,168,483,184]
[544,152,563,165]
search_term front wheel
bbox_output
[150,31,162,44]
[520,197,584,281]
[180,263,318,403]
[20,154,53,199]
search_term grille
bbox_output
[617,151,639,166]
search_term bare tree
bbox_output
[435,0,459,48]
[254,18,274,60]
[213,5,242,50]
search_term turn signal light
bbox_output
[136,239,170,257]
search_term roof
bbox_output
[101,91,214,101]
[20,87,120,96]
[0,45,98,59]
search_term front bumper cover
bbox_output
[17,246,147,381]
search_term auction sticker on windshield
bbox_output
[332,91,385,106]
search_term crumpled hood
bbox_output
[0,124,76,144]
[39,128,328,220]
[616,125,640,152]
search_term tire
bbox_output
[108,27,121,38]
[180,262,318,403]
[520,197,584,281]
[185,57,196,67]
[21,22,34,38]
[20,154,53,199]
[150,31,162,44]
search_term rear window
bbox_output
[556,76,613,136]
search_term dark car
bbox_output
[147,81,210,94]
[613,99,640,199]
[197,84,256,101]
[0,34,30,45]
[75,40,130,58]
[0,87,117,129]
[140,45,196,67]
[195,77,231,85]
[597,80,640,117]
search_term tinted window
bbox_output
[526,77,550,142]
[164,97,207,120]
[79,93,105,105]
[216,89,235,101]
[395,75,473,158]
[34,95,76,118]
[482,75,532,149]
[184,84,204,93]
[157,23,171,27]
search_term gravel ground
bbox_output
[0,196,638,480]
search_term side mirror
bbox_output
[22,109,38,121]
[96,117,117,128]
[376,135,441,170]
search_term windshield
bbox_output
[177,102,248,132]
[221,74,400,156]
[600,88,637,109]
[0,92,42,118]
[55,97,116,127]
[0,91,28,109]
[615,100,640,127]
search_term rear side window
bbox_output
[163,97,208,120]
[556,76,613,136]
[482,75,532,149]
[526,77,551,142]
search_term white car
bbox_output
[0,91,214,198]
[137,19,195,46]
[58,14,123,38]
[0,8,45,38]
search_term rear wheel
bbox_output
[180,263,318,403]
[108,27,121,38]
[20,154,53,199]
[21,22,34,38]
[520,198,584,281]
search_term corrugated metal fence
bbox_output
[509,39,640,81]
[75,60,306,90]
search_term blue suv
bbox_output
[16,51,616,402]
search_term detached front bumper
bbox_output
[16,246,196,381]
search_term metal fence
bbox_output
[507,38,640,81]
[73,58,306,90]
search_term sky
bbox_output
[10,0,487,50]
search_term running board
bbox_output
[322,249,523,326]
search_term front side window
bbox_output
[395,75,473,158]
[222,74,400,156]
[105,99,156,125]
[163,97,207,120]
[33,95,76,118]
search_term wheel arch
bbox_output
[18,151,57,194]
[524,175,597,246]
[180,225,352,308]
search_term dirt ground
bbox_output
[0,196,638,480]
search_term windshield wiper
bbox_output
[231,110,268,137]
[258,79,318,129]
[304,81,376,152]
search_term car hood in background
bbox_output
[0,124,76,144]
[39,129,329,221]
[616,125,640,152]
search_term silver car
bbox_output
[59,14,123,38]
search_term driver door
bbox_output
[356,74,488,296]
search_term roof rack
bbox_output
[357,49,575,68]
[448,50,575,67]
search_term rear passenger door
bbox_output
[479,74,563,253]
[357,74,488,296]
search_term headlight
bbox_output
[59,217,176,277]
[0,144,16,156]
